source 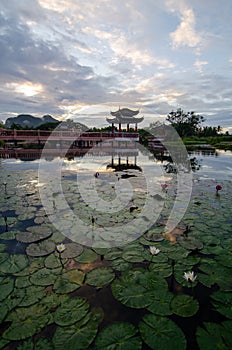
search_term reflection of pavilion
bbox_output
[107,107,144,133]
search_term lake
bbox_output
[0,149,231,350]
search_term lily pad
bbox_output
[30,267,61,286]
[147,290,173,316]
[177,236,203,250]
[26,240,55,257]
[170,294,199,317]
[3,305,52,341]
[139,314,186,350]
[0,254,28,274]
[53,276,82,294]
[211,291,232,319]
[52,318,99,350]
[196,321,232,350]
[55,242,84,259]
[94,322,142,350]
[0,277,14,301]
[75,248,98,263]
[18,285,47,307]
[16,226,52,243]
[86,268,115,287]
[54,297,89,326]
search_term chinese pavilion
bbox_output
[106,107,144,132]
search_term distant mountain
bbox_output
[5,114,59,129]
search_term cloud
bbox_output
[167,1,201,49]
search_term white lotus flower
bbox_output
[56,243,66,253]
[149,246,160,255]
[183,271,197,282]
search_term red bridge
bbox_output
[0,128,139,142]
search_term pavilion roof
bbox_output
[107,107,143,124]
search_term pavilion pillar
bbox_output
[112,123,114,136]
[135,123,138,132]
[119,123,121,132]
[127,123,129,132]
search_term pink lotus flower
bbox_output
[216,184,222,195]
[161,184,168,190]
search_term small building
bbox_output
[106,107,144,132]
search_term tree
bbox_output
[166,108,205,137]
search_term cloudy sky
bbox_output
[0,0,232,131]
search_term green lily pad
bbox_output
[16,226,52,243]
[3,287,26,311]
[0,254,28,274]
[147,290,173,316]
[15,276,32,289]
[30,267,61,286]
[55,242,84,259]
[86,268,115,287]
[196,321,232,350]
[170,294,199,317]
[18,285,47,307]
[54,297,89,326]
[0,252,10,265]
[75,248,98,263]
[3,305,52,340]
[94,322,142,350]
[53,276,81,294]
[52,318,99,350]
[26,240,55,257]
[35,338,54,350]
[0,303,8,323]
[0,276,14,301]
[139,314,186,350]
[111,258,131,271]
[177,236,203,250]
[211,291,232,319]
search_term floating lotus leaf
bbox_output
[112,281,151,309]
[164,246,189,261]
[148,262,172,277]
[0,251,9,264]
[0,231,17,240]
[110,258,131,271]
[16,227,52,243]
[216,254,232,268]
[19,338,54,350]
[18,285,47,307]
[0,254,28,274]
[49,230,66,243]
[55,242,84,259]
[44,254,67,269]
[15,276,31,289]
[94,322,142,350]
[104,249,122,261]
[196,321,232,350]
[40,292,70,310]
[65,269,85,284]
[198,262,231,289]
[170,294,199,317]
[147,290,173,316]
[0,303,8,323]
[52,319,99,350]
[139,314,186,350]
[177,236,203,250]
[53,276,81,294]
[30,267,61,286]
[54,297,89,326]
[75,248,98,263]
[26,240,55,257]
[211,291,232,319]
[14,258,45,276]
[3,305,52,341]
[0,243,7,252]
[86,267,115,287]
[3,287,26,311]
[144,231,164,242]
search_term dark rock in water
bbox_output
[121,174,136,179]
[151,194,164,201]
